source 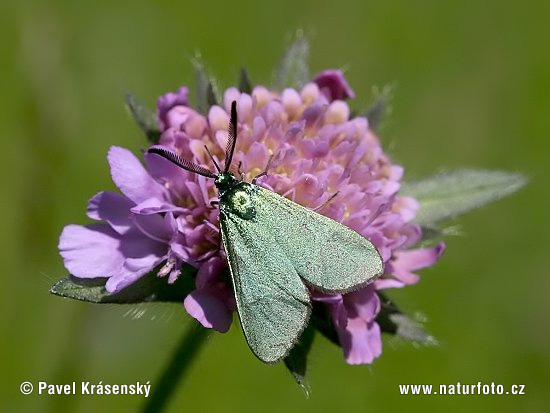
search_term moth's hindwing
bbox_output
[218,182,383,362]
[250,184,384,292]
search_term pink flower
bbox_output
[59,70,445,360]
[59,147,187,293]
[156,86,189,130]
[152,72,445,361]
[313,69,355,101]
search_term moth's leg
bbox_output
[312,192,339,212]
[196,220,222,262]
[237,161,245,181]
[196,248,218,262]
[196,250,216,263]
[252,154,274,184]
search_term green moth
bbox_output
[148,101,383,363]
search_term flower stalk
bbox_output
[142,325,210,413]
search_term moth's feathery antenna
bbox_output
[224,101,238,172]
[252,154,274,184]
[147,146,217,179]
[204,145,221,173]
[312,192,339,212]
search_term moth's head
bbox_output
[214,171,238,192]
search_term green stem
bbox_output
[142,325,210,412]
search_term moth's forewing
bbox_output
[219,183,311,363]
[251,186,384,293]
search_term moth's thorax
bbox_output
[214,172,239,195]
[219,181,257,220]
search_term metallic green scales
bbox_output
[218,179,383,363]
[147,100,383,364]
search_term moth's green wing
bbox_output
[253,185,384,293]
[220,208,311,363]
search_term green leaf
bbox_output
[310,292,435,352]
[238,67,253,94]
[417,225,463,244]
[387,313,436,343]
[310,293,435,347]
[206,82,219,108]
[50,265,196,304]
[284,324,315,396]
[361,85,394,131]
[377,292,436,344]
[124,92,161,143]
[401,169,527,226]
[193,56,220,115]
[273,31,310,90]
[310,302,339,345]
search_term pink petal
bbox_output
[145,149,192,195]
[310,291,343,304]
[345,286,381,323]
[246,142,270,170]
[169,232,192,261]
[86,191,134,234]
[373,278,405,290]
[393,242,446,270]
[313,69,355,101]
[104,229,169,293]
[105,265,151,294]
[196,256,226,289]
[107,146,166,204]
[119,227,169,260]
[339,318,382,365]
[131,197,187,215]
[59,224,124,278]
[389,242,446,285]
[164,106,191,130]
[157,86,189,130]
[184,289,232,333]
[131,214,174,243]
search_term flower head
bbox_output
[59,69,444,363]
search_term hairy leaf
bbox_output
[361,85,394,131]
[193,56,219,114]
[402,169,527,226]
[376,292,436,344]
[238,67,253,94]
[284,325,315,395]
[125,92,160,143]
[273,31,309,90]
[50,265,196,304]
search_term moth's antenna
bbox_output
[147,146,217,179]
[204,145,221,173]
[224,100,238,172]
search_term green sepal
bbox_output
[376,292,436,344]
[124,92,161,144]
[193,56,220,115]
[310,293,435,346]
[273,31,310,90]
[402,169,527,226]
[413,225,463,246]
[284,324,316,395]
[360,85,394,131]
[310,301,340,345]
[50,264,196,304]
[238,68,253,94]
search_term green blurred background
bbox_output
[1,0,549,411]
